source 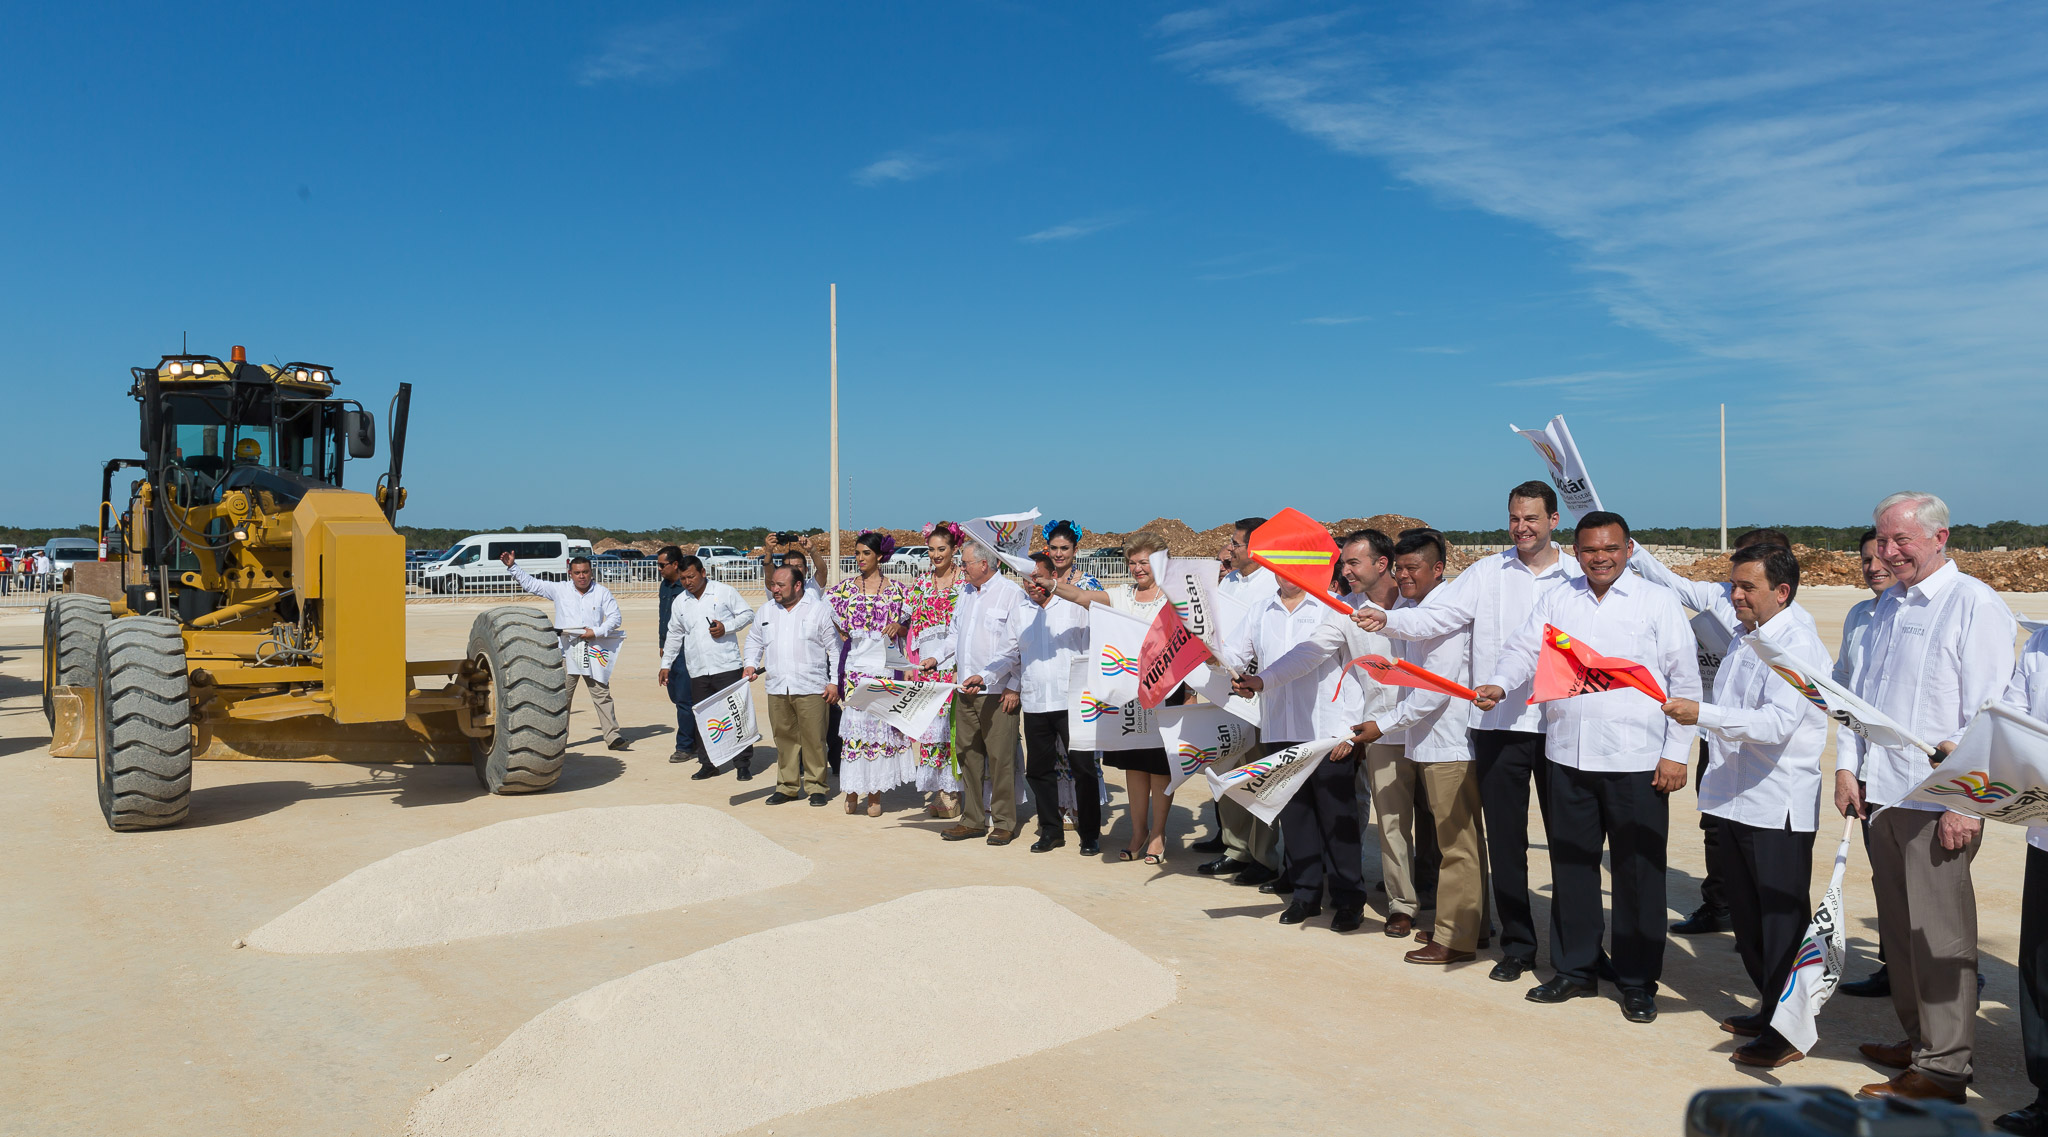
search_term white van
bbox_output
[419,533,596,594]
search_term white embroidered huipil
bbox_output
[1694,609,1830,831]
[1628,546,1819,703]
[947,573,1026,694]
[1379,545,1579,733]
[1258,591,1398,738]
[1222,591,1335,744]
[1490,572,1702,773]
[658,578,755,675]
[1831,595,1884,766]
[509,564,623,678]
[1850,560,2017,811]
[1018,595,1089,713]
[1369,592,1475,763]
[2001,626,2048,853]
[741,592,839,696]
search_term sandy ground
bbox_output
[3,583,2045,1136]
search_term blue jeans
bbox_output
[666,658,697,752]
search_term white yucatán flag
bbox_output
[1689,610,1734,697]
[560,630,625,684]
[1770,816,1855,1054]
[960,509,1040,574]
[1509,414,1603,517]
[842,677,957,742]
[1067,654,1159,752]
[691,676,760,770]
[1087,604,1148,707]
[1901,701,2048,824]
[1156,703,1258,794]
[1204,737,1346,825]
[1152,555,1226,658]
[1749,635,1937,757]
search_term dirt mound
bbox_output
[1661,544,2048,592]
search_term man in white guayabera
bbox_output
[1840,491,2015,1106]
[502,549,628,751]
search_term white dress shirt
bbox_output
[2001,627,2048,853]
[949,572,1026,694]
[1217,565,1279,606]
[1223,591,1337,744]
[1259,591,1399,735]
[741,592,839,696]
[1491,572,1703,772]
[510,565,623,675]
[1381,545,1580,733]
[1832,595,1883,766]
[1371,592,1475,763]
[1018,595,1089,713]
[1628,546,1819,704]
[1695,608,1830,830]
[658,578,756,675]
[1851,559,2017,810]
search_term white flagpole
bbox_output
[829,283,840,586]
[1719,403,1728,553]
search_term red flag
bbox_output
[1138,600,1212,709]
[1335,654,1478,702]
[1247,508,1353,614]
[1532,624,1667,704]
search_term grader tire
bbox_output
[42,594,113,728]
[468,608,568,793]
[94,617,192,831]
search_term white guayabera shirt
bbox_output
[1370,592,1475,764]
[1695,609,1830,831]
[2001,626,2048,853]
[1380,545,1580,733]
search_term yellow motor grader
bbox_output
[43,346,570,830]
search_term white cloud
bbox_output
[851,133,1006,188]
[854,152,943,186]
[1157,2,2048,415]
[1020,214,1129,243]
[577,14,741,85]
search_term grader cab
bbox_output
[43,346,571,830]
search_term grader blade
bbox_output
[48,686,97,758]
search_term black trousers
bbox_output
[689,668,753,772]
[664,652,697,752]
[1711,815,1816,1043]
[827,703,843,774]
[1695,741,1727,912]
[1473,729,1551,965]
[1546,761,1669,992]
[1024,711,1100,841]
[1280,754,1366,909]
[2023,845,2048,1104]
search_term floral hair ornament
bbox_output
[857,529,898,562]
[1041,519,1084,544]
[921,520,967,548]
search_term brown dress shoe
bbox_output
[986,828,1015,846]
[1858,1040,1914,1070]
[1731,1037,1805,1068]
[941,825,989,841]
[1414,926,1435,944]
[1403,942,1476,965]
[1859,1069,1966,1104]
[1384,913,1415,938]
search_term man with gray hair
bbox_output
[1841,491,2016,1105]
[937,539,1027,845]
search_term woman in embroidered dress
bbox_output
[828,531,914,816]
[904,521,968,818]
[1040,520,1107,829]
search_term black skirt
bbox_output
[1103,746,1170,776]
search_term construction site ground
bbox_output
[4,584,2046,1136]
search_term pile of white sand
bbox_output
[406,886,1178,1137]
[246,805,812,953]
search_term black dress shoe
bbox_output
[1278,900,1322,925]
[1840,967,1891,998]
[1720,1010,1770,1037]
[1030,836,1065,853]
[1198,856,1250,876]
[1993,1103,2048,1136]
[1191,835,1227,854]
[1621,988,1658,1023]
[1079,838,1101,856]
[1232,864,1279,887]
[689,766,721,780]
[1257,880,1278,895]
[669,750,689,763]
[807,793,830,806]
[764,791,798,804]
[1671,905,1731,935]
[735,766,754,782]
[1489,958,1534,983]
[608,737,632,751]
[1526,976,1598,1004]
[1330,907,1364,933]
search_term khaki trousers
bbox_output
[1418,759,1486,951]
[956,693,1021,834]
[1364,744,1421,917]
[1869,805,1984,1094]
[1221,787,1279,870]
[569,675,620,744]
[767,693,830,797]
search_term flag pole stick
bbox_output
[829,283,840,586]
[1719,402,1728,553]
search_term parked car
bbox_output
[419,533,594,594]
[892,545,931,572]
[406,548,443,564]
[44,537,100,575]
[609,548,648,561]
[590,553,632,582]
[695,545,754,581]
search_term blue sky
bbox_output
[5,1,2044,533]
